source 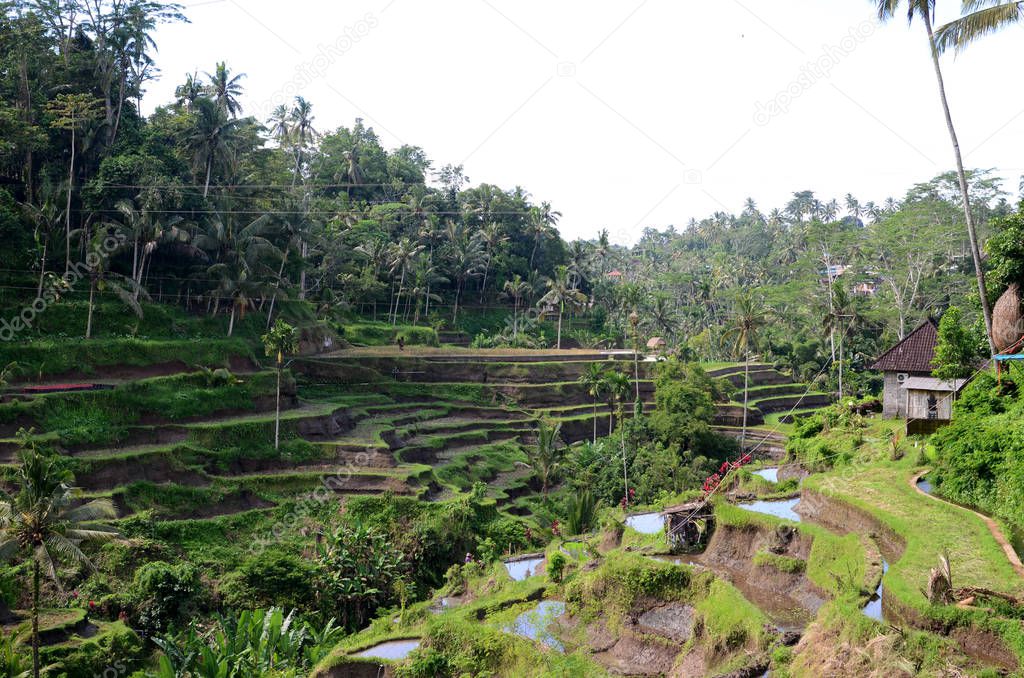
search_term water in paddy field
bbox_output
[505,600,567,651]
[917,476,934,494]
[752,468,779,483]
[737,498,802,522]
[505,556,544,581]
[625,512,665,534]
[861,560,890,621]
[353,638,421,660]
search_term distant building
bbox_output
[869,318,939,419]
[646,337,667,351]
[606,269,623,281]
[852,281,878,297]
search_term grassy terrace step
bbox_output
[752,392,833,414]
[740,383,809,398]
[0,336,256,379]
[704,363,771,378]
[723,370,794,389]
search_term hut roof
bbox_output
[869,318,938,373]
[647,337,667,349]
[903,377,968,392]
[661,500,708,516]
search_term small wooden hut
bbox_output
[662,500,715,553]
[902,377,968,435]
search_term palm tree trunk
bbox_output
[32,559,40,678]
[266,244,290,330]
[227,303,236,337]
[923,12,995,354]
[299,240,308,301]
[203,157,212,198]
[85,277,95,339]
[37,242,46,298]
[556,309,563,349]
[274,363,281,450]
[65,126,75,275]
[592,398,598,443]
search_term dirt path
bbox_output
[910,470,1024,578]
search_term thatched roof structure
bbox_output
[993,283,1023,353]
[647,337,667,350]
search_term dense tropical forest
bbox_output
[2,0,1024,677]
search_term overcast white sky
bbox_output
[145,0,1024,244]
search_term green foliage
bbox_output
[153,608,344,677]
[42,622,145,678]
[218,550,317,612]
[986,208,1024,292]
[546,552,567,582]
[343,322,439,346]
[649,360,723,452]
[752,550,807,574]
[932,307,978,380]
[564,489,598,536]
[130,561,209,635]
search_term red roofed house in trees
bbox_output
[869,318,939,419]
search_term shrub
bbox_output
[218,550,317,611]
[547,553,567,582]
[130,561,208,635]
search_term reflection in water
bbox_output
[505,557,544,581]
[625,512,665,534]
[752,468,779,483]
[505,600,567,651]
[737,497,802,522]
[861,559,890,621]
[916,476,934,494]
[354,639,421,660]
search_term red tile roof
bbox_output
[869,318,939,373]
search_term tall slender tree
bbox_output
[875,0,995,354]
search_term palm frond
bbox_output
[935,1,1023,52]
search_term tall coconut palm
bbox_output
[444,223,485,325]
[528,419,564,493]
[875,0,995,353]
[186,97,243,198]
[935,1,1023,53]
[0,440,118,678]
[175,71,203,111]
[387,238,424,325]
[205,61,245,117]
[539,265,587,349]
[502,274,531,336]
[724,292,769,445]
[606,370,633,506]
[578,363,607,443]
[528,201,561,270]
[477,222,508,303]
[288,97,319,186]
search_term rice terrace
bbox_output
[1,1,1024,677]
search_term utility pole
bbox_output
[741,351,751,449]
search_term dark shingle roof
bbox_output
[869,318,939,373]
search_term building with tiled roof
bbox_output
[869,318,939,418]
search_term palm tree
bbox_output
[875,0,995,353]
[844,193,863,220]
[387,238,424,326]
[528,419,564,493]
[723,292,768,446]
[288,97,318,186]
[186,97,243,198]
[935,1,1023,53]
[501,274,531,336]
[606,370,633,507]
[0,440,118,678]
[81,227,147,339]
[261,320,299,450]
[566,239,591,290]
[649,295,680,339]
[540,266,587,349]
[528,201,561,270]
[444,223,485,324]
[174,71,203,111]
[205,61,245,117]
[578,363,607,443]
[477,222,508,302]
[593,228,613,276]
